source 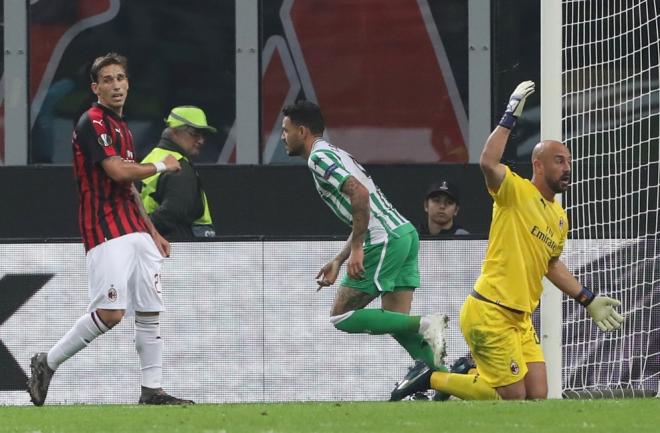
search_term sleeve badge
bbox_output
[98,133,113,147]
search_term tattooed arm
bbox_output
[342,176,370,277]
[316,176,370,288]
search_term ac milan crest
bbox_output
[107,285,117,302]
[510,360,520,375]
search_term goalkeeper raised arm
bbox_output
[390,81,625,402]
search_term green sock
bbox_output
[333,309,448,371]
[333,309,420,334]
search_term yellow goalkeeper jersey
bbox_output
[474,166,568,313]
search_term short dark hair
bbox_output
[282,100,325,135]
[90,52,128,83]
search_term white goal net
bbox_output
[562,0,660,397]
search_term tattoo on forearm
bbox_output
[342,177,369,244]
[336,234,352,262]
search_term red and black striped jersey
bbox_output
[72,103,147,251]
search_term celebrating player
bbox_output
[281,100,450,393]
[27,53,193,406]
[391,81,625,401]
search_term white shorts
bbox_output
[86,232,165,316]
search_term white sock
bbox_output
[47,311,109,371]
[418,315,432,334]
[418,313,446,335]
[135,314,162,389]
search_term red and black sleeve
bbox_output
[75,108,119,164]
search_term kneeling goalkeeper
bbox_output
[391,81,625,401]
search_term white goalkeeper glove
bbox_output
[499,80,535,129]
[586,296,625,332]
[576,286,625,332]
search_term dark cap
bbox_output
[426,180,460,203]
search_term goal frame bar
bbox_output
[540,0,563,400]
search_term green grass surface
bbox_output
[1,399,659,433]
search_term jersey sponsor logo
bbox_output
[107,285,117,302]
[92,119,104,127]
[510,360,520,375]
[530,225,558,250]
[323,163,338,180]
[98,133,113,147]
[559,217,564,229]
[126,150,134,160]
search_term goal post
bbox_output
[540,0,564,400]
[542,0,660,398]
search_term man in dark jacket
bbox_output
[140,106,216,239]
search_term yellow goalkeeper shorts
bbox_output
[459,294,544,388]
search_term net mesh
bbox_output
[562,0,660,397]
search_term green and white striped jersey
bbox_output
[308,138,413,245]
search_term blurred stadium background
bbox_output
[0,0,658,406]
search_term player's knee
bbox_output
[496,385,527,400]
[498,389,526,400]
[96,309,125,328]
[330,303,349,317]
[526,391,547,400]
[329,311,355,332]
[526,386,548,400]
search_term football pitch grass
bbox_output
[1,399,659,433]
